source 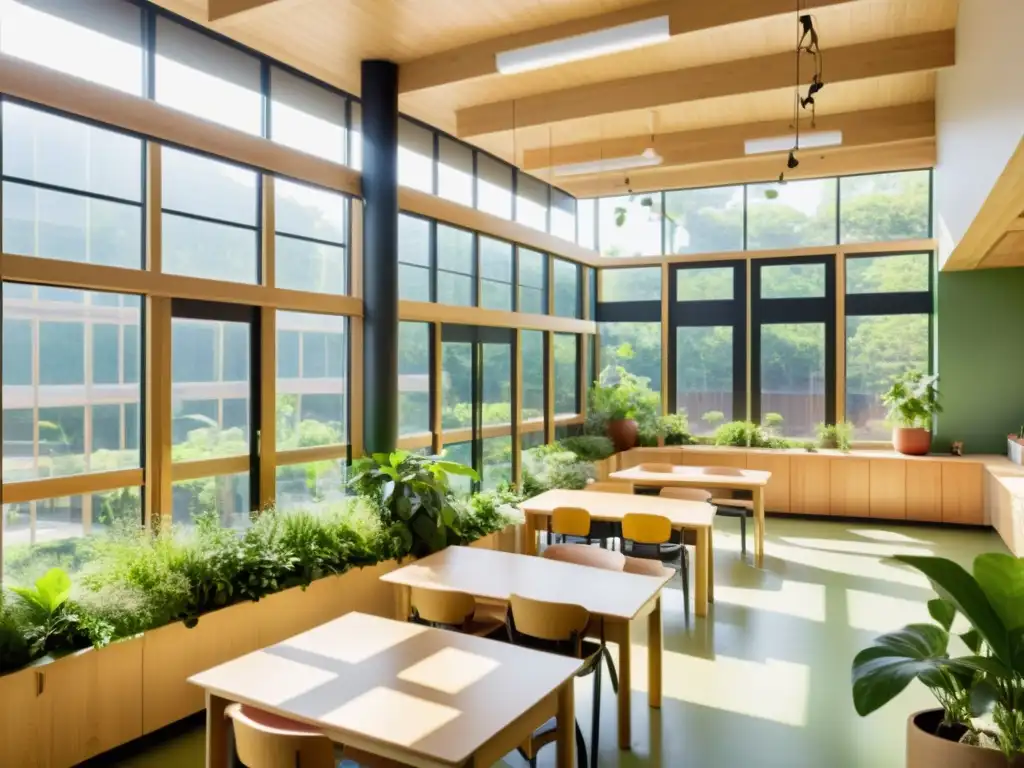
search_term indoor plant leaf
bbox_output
[928,598,956,631]
[851,623,950,716]
[972,553,1024,631]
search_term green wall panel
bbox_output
[936,267,1024,453]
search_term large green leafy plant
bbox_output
[586,362,661,436]
[851,554,1024,760]
[348,450,478,556]
[882,371,942,428]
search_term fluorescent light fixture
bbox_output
[553,151,663,177]
[744,130,843,155]
[496,17,670,75]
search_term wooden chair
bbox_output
[701,466,753,555]
[507,594,604,768]
[225,703,334,768]
[543,543,625,571]
[638,462,675,473]
[409,586,504,637]
[621,513,688,618]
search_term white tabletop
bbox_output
[612,464,771,488]
[520,488,715,528]
[189,612,581,767]
[381,546,671,621]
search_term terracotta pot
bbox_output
[907,709,1024,767]
[607,418,638,452]
[893,426,932,456]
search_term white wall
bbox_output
[935,0,1024,265]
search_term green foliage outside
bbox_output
[852,553,1024,760]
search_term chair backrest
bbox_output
[622,513,672,545]
[410,586,477,627]
[659,487,712,503]
[638,462,675,473]
[701,465,745,476]
[551,506,591,537]
[508,594,589,645]
[585,480,634,495]
[225,704,335,768]
[543,543,625,571]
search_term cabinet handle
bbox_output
[35,670,44,696]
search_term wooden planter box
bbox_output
[592,454,619,480]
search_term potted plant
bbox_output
[586,358,661,452]
[851,553,1024,767]
[816,422,854,452]
[881,371,942,456]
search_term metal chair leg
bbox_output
[590,655,602,768]
[739,515,747,555]
[681,545,690,620]
[574,720,588,768]
[601,647,618,694]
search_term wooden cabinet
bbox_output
[0,665,50,768]
[745,453,791,512]
[869,460,907,519]
[790,455,832,515]
[906,462,942,522]
[682,449,747,469]
[830,458,871,517]
[942,462,984,524]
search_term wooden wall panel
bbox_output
[941,462,984,524]
[829,458,871,517]
[743,453,790,513]
[869,460,907,519]
[790,455,832,515]
[906,461,943,522]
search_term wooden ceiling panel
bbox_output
[980,231,1024,269]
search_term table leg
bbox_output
[695,528,709,618]
[556,680,575,768]
[613,619,632,750]
[393,584,410,621]
[523,512,538,556]
[707,529,715,604]
[647,594,662,709]
[205,692,229,768]
[754,487,766,568]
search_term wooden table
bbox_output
[189,612,582,768]
[381,546,672,751]
[611,464,772,567]
[519,488,716,617]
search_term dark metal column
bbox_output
[361,60,399,454]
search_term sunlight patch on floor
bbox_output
[852,528,934,545]
[714,578,826,622]
[766,538,931,588]
[778,535,933,558]
[845,588,931,633]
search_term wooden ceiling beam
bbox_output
[558,137,936,198]
[456,30,955,138]
[208,0,281,22]
[521,102,935,172]
[1007,215,1024,233]
[398,0,854,94]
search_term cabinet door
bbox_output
[830,459,871,517]
[869,460,907,519]
[906,462,942,522]
[48,639,143,767]
[682,449,747,469]
[0,665,51,768]
[942,462,984,524]
[745,453,791,512]
[790,455,831,515]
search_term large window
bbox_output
[553,258,580,318]
[600,267,661,303]
[553,334,579,416]
[275,179,347,294]
[664,185,744,255]
[277,312,347,450]
[398,214,431,302]
[840,170,930,244]
[398,118,434,194]
[747,178,837,250]
[516,173,548,232]
[476,153,512,220]
[551,188,576,243]
[398,322,431,436]
[3,103,143,269]
[518,248,547,314]
[270,66,347,164]
[436,224,474,307]
[599,322,662,401]
[521,331,545,423]
[479,236,513,311]
[438,136,473,207]
[599,195,662,257]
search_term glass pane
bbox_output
[521,330,544,422]
[664,186,744,254]
[747,178,837,250]
[677,267,734,301]
[438,136,473,206]
[437,273,473,306]
[3,182,142,268]
[0,0,143,95]
[840,170,930,243]
[275,179,345,241]
[577,198,596,250]
[600,267,660,302]
[437,224,473,273]
[553,334,578,415]
[553,258,579,318]
[441,342,472,429]
[277,312,347,450]
[172,318,250,460]
[598,195,662,257]
[761,263,826,299]
[399,214,430,266]
[276,237,345,295]
[276,460,348,513]
[162,214,258,284]
[516,173,548,232]
[2,285,141,482]
[349,101,362,171]
[481,280,512,311]
[551,188,576,242]
[172,472,250,529]
[270,66,346,164]
[760,323,825,438]
[846,253,930,294]
[163,148,258,226]
[519,286,545,315]
[846,314,929,440]
[400,264,432,302]
[519,248,545,289]
[275,179,346,295]
[398,118,434,193]
[3,102,142,201]
[479,238,512,311]
[599,322,661,402]
[3,488,141,583]
[476,153,512,220]
[481,341,511,427]
[399,322,431,436]
[677,326,734,435]
[443,440,473,497]
[155,16,262,135]
[481,436,512,491]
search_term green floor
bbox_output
[92,517,1006,768]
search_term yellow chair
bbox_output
[701,465,753,555]
[638,462,675,473]
[621,512,689,617]
[409,585,504,637]
[508,594,605,768]
[583,482,631,546]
